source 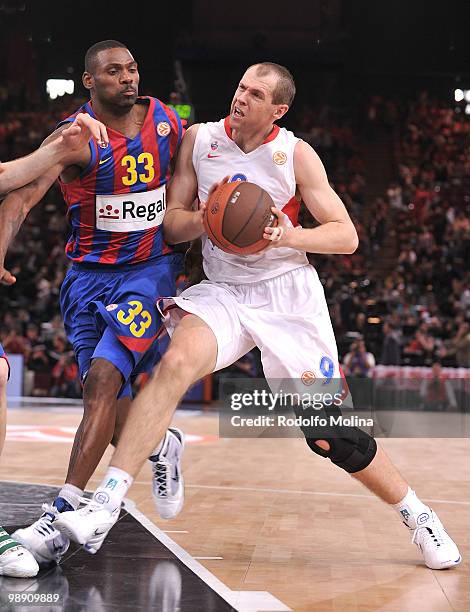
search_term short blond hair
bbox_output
[251,62,296,106]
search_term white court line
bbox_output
[125,500,291,612]
[183,483,470,508]
[7,398,203,417]
[194,556,224,560]
[3,476,470,508]
[186,484,470,507]
[0,479,290,611]
[8,396,83,405]
[125,480,470,508]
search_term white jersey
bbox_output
[193,118,309,284]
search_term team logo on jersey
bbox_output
[98,204,120,220]
[211,141,219,150]
[157,121,171,137]
[273,151,287,165]
[229,173,247,182]
[106,304,118,312]
[301,370,316,386]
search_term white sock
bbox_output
[58,484,83,510]
[392,487,432,529]
[92,467,133,511]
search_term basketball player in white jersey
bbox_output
[54,63,461,570]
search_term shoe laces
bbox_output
[76,496,105,515]
[77,496,121,517]
[412,520,446,548]
[33,504,59,536]
[153,458,170,498]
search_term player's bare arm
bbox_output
[264,139,359,254]
[0,170,60,285]
[163,125,205,244]
[0,116,103,285]
[0,114,108,197]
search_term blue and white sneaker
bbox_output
[12,498,71,566]
[149,428,185,520]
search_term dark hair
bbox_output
[84,40,128,73]
[252,62,296,106]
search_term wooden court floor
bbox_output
[1,406,468,612]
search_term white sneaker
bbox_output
[149,428,185,520]
[0,527,39,577]
[12,505,70,566]
[411,510,461,569]
[54,499,120,554]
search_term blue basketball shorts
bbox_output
[60,254,182,398]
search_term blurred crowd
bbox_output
[0,90,469,396]
[295,93,470,374]
[370,93,469,369]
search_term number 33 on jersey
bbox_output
[58,96,183,265]
[90,299,162,365]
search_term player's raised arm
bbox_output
[163,125,205,244]
[264,140,359,254]
[0,115,102,285]
[0,114,108,197]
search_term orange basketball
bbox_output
[203,181,277,255]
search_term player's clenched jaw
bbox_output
[83,47,139,115]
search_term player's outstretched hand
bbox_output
[0,265,16,285]
[61,114,109,152]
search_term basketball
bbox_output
[203,181,278,255]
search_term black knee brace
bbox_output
[303,429,377,473]
[295,404,377,473]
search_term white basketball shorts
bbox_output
[161,264,344,391]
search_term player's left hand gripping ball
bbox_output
[264,207,289,246]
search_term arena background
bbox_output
[0,1,469,611]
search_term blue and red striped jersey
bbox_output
[59,96,182,265]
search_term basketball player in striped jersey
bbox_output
[0,41,185,566]
[0,113,108,577]
[55,63,460,571]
